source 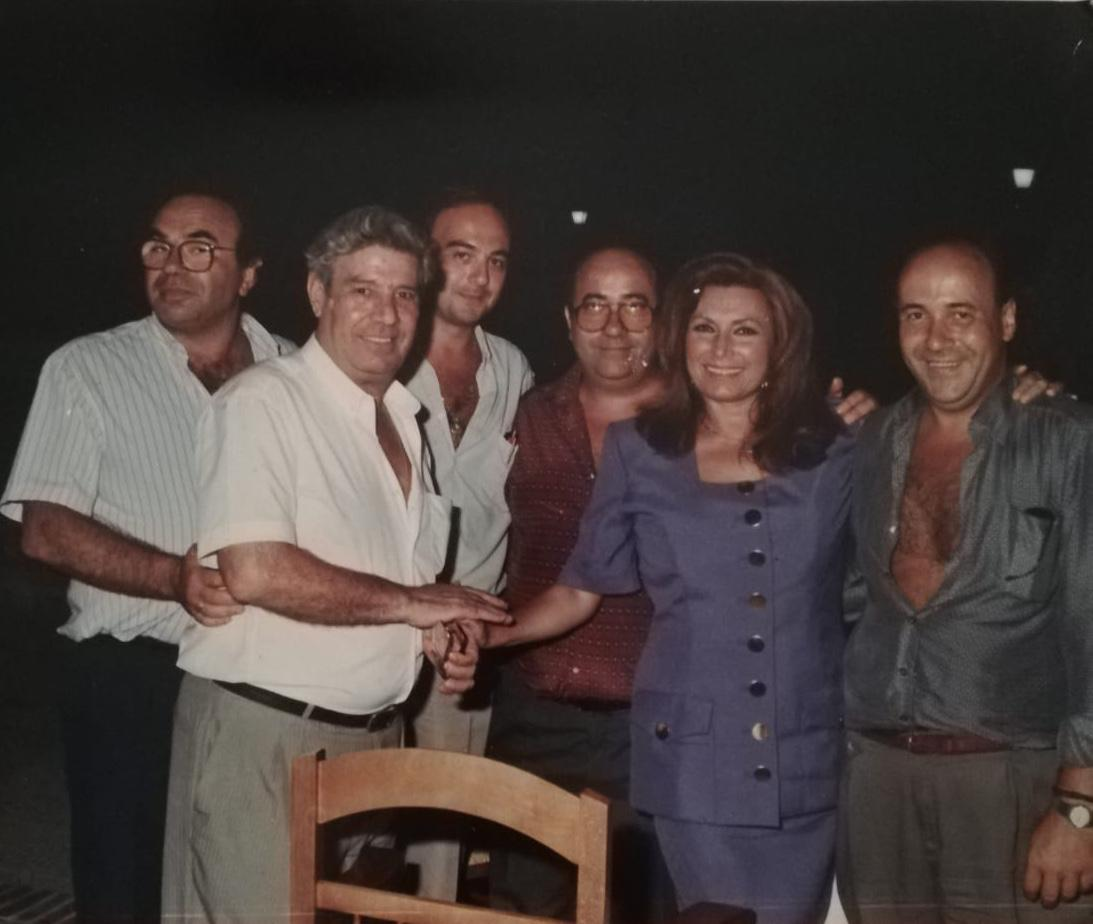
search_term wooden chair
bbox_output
[290,747,611,924]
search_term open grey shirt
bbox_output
[844,379,1093,767]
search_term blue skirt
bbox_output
[654,809,836,924]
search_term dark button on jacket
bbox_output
[561,419,854,827]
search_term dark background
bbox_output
[2,0,1092,467]
[1,0,1092,894]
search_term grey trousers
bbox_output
[837,732,1092,924]
[161,674,401,924]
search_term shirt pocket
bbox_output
[1003,504,1059,601]
[628,688,715,820]
[630,689,713,744]
[477,433,519,508]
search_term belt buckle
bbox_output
[366,705,397,732]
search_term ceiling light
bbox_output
[570,210,588,225]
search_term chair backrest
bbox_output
[290,747,611,924]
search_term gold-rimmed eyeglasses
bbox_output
[573,296,655,333]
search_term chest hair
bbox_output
[891,426,971,607]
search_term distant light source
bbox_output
[1012,168,1035,189]
[571,210,588,225]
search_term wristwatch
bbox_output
[1056,799,1093,829]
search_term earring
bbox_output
[760,380,769,390]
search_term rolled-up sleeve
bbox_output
[196,386,298,558]
[1057,424,1093,766]
[1,349,104,521]
[558,424,641,595]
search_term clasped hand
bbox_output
[413,583,510,694]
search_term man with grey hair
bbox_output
[161,205,510,922]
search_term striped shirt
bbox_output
[0,313,294,644]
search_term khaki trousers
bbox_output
[402,661,491,901]
[161,674,401,923]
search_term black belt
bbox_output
[214,681,401,731]
[564,697,629,713]
[77,633,177,653]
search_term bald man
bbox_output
[840,237,1093,922]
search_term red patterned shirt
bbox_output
[504,364,652,703]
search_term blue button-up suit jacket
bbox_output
[560,419,854,827]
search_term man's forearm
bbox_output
[21,500,180,600]
[217,541,509,630]
[217,541,411,626]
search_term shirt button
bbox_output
[745,509,763,526]
[737,481,755,495]
[747,635,765,653]
[751,722,770,741]
[748,550,766,567]
[898,667,909,677]
[754,766,772,781]
[748,592,767,609]
[655,722,670,740]
[571,667,580,674]
[749,680,767,697]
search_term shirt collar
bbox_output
[410,325,497,400]
[239,312,285,361]
[549,362,584,408]
[145,312,188,360]
[473,325,494,364]
[968,375,1014,445]
[300,335,421,422]
[893,373,1014,447]
[144,311,283,363]
[472,325,498,398]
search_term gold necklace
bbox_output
[444,377,479,447]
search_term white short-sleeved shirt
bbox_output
[177,335,451,714]
[0,313,294,643]
[405,327,532,593]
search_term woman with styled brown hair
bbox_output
[484,249,1061,920]
[638,252,842,468]
[487,251,852,922]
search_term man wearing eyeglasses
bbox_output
[485,247,677,921]
[1,193,292,924]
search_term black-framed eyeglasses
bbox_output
[573,297,655,333]
[140,239,236,273]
